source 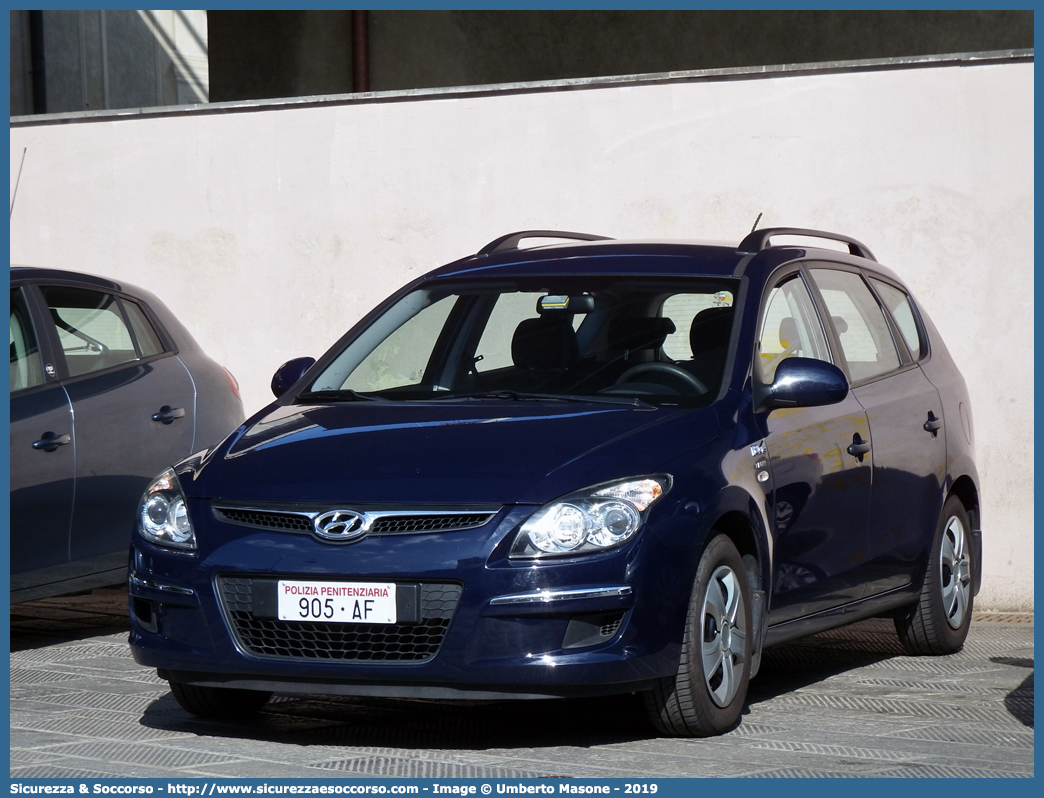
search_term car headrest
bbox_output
[511,317,579,370]
[608,317,677,353]
[778,317,799,349]
[689,307,733,357]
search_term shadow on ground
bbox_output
[746,617,906,704]
[10,586,129,652]
[136,619,913,750]
[990,656,1034,727]
[141,689,657,750]
[15,589,1020,749]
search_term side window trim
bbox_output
[755,266,834,385]
[427,293,487,389]
[40,285,138,381]
[129,294,179,356]
[15,282,63,388]
[10,285,47,393]
[114,295,170,360]
[113,296,144,360]
[111,291,176,360]
[800,262,852,379]
[864,273,931,364]
[803,262,908,386]
[34,283,176,383]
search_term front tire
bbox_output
[645,534,752,736]
[895,495,974,655]
[169,681,272,718]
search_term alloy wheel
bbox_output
[701,564,747,707]
[940,514,971,630]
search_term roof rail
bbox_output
[478,230,612,257]
[737,227,876,262]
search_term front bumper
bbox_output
[128,502,693,699]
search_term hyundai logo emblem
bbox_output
[313,510,367,542]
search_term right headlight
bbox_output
[137,468,196,550]
[510,475,671,559]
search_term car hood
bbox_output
[185,400,721,505]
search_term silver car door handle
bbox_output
[846,433,871,462]
[152,406,186,425]
[32,431,72,452]
[923,411,942,436]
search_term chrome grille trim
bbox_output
[128,575,195,596]
[488,586,633,606]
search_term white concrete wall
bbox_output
[9,61,1033,611]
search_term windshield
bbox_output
[306,277,738,408]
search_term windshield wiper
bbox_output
[296,389,386,403]
[445,390,551,401]
[432,390,654,409]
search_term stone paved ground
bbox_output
[9,589,1033,778]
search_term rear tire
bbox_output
[895,495,974,655]
[645,534,752,736]
[169,681,272,718]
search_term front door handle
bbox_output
[151,405,186,425]
[924,411,942,437]
[847,432,871,463]
[32,431,72,452]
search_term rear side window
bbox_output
[41,286,164,379]
[808,269,901,383]
[122,299,166,357]
[870,278,925,360]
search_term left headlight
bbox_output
[510,475,671,559]
[138,468,196,550]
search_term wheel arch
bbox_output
[948,474,979,522]
[710,510,761,570]
[698,487,771,593]
[947,474,981,596]
[699,489,771,676]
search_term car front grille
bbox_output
[215,507,313,532]
[369,513,493,534]
[599,614,624,638]
[212,505,497,537]
[217,576,462,663]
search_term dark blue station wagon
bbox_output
[128,228,981,736]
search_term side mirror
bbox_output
[271,357,316,398]
[757,357,848,413]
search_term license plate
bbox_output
[277,580,397,624]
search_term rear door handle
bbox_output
[924,411,942,436]
[32,431,72,452]
[847,432,871,462]
[151,405,186,425]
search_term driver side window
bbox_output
[758,274,831,382]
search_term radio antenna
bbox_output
[10,147,27,219]
[750,212,763,234]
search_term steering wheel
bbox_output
[614,362,708,395]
